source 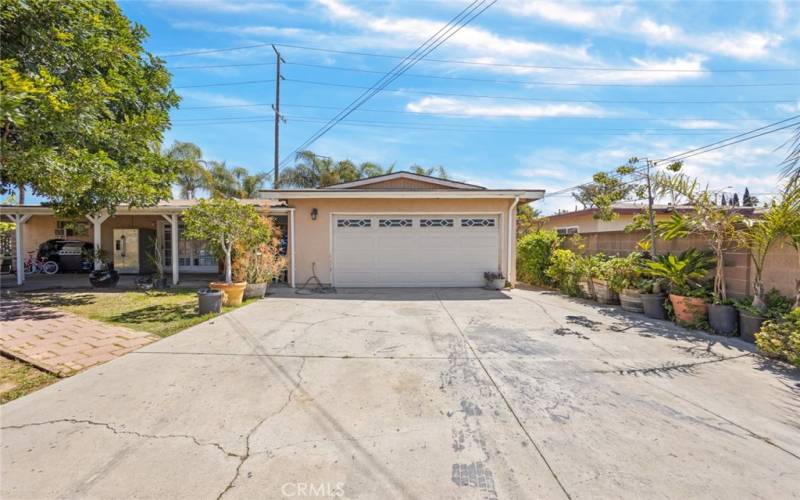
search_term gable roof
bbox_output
[323,171,486,190]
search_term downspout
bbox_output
[507,196,519,283]
[289,208,296,288]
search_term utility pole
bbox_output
[272,44,285,189]
[645,158,657,257]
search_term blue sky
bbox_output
[121,0,800,213]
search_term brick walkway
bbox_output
[0,298,158,376]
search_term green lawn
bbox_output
[21,289,251,338]
[0,356,58,404]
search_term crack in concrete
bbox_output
[216,357,307,500]
[644,377,800,461]
[1,419,239,458]
[435,293,573,500]
[594,354,751,376]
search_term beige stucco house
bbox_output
[2,172,543,288]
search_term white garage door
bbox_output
[332,214,501,287]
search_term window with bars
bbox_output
[337,218,372,228]
[556,226,579,235]
[419,218,454,227]
[379,219,413,228]
[461,218,496,227]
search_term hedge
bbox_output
[517,230,559,286]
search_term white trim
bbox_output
[323,171,486,190]
[170,214,180,285]
[289,208,296,288]
[329,211,503,288]
[261,190,544,200]
[508,197,519,284]
[5,214,32,285]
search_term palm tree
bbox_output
[409,165,450,179]
[359,161,390,178]
[279,151,333,188]
[206,160,239,198]
[782,125,799,183]
[164,141,209,199]
[234,168,269,198]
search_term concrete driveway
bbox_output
[2,288,798,499]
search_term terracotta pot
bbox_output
[619,289,644,313]
[209,281,247,306]
[669,294,708,325]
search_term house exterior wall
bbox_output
[289,198,516,285]
[540,211,677,233]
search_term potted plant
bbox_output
[183,198,272,306]
[577,253,606,300]
[234,226,286,299]
[484,271,506,290]
[646,249,714,326]
[606,252,646,313]
[654,175,746,335]
[736,289,792,343]
[639,278,668,320]
[592,258,620,305]
[84,248,119,288]
[737,182,800,336]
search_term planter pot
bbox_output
[593,279,619,305]
[709,304,738,336]
[244,282,269,299]
[89,269,119,288]
[619,289,644,313]
[485,278,505,290]
[669,294,708,325]
[209,281,247,306]
[641,293,667,320]
[198,288,223,315]
[579,279,596,300]
[738,310,765,343]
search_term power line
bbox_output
[276,43,800,73]
[158,42,273,58]
[284,78,798,104]
[176,101,786,122]
[283,61,800,88]
[278,0,497,167]
[170,62,276,70]
[542,116,800,199]
[653,114,800,164]
[174,79,274,89]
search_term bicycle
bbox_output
[24,251,59,275]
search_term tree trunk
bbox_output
[714,241,726,302]
[17,184,25,204]
[224,248,232,284]
[752,278,766,313]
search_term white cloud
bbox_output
[148,0,297,14]
[404,97,607,119]
[664,120,739,130]
[776,101,800,113]
[503,1,784,61]
[316,0,593,63]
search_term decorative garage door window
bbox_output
[379,219,413,227]
[461,218,496,227]
[337,218,372,228]
[420,218,454,227]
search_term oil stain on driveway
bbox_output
[2,288,799,499]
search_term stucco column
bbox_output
[289,208,296,288]
[86,212,110,270]
[170,214,179,285]
[7,214,31,286]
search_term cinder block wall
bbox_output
[566,231,798,299]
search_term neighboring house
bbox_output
[1,172,542,288]
[540,202,796,299]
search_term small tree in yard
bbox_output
[182,199,271,284]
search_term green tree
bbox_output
[516,204,543,238]
[572,160,637,219]
[0,0,179,216]
[182,198,271,284]
[164,141,209,200]
[409,165,450,179]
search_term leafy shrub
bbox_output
[736,289,793,319]
[645,249,714,297]
[546,249,584,297]
[517,230,560,286]
[603,252,646,293]
[755,308,800,367]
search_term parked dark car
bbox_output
[37,240,94,273]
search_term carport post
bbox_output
[86,212,110,271]
[8,214,32,286]
[289,208,295,288]
[170,214,179,285]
